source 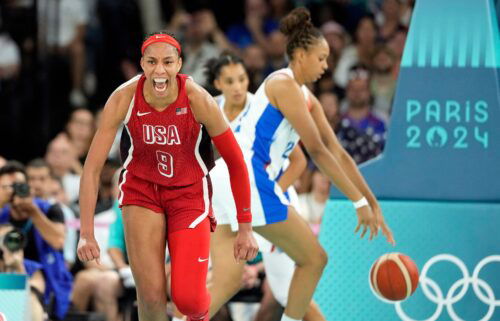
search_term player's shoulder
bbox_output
[266,71,298,90]
[185,76,213,105]
[110,74,141,106]
[265,73,300,100]
[184,76,202,95]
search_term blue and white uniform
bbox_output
[235,67,309,226]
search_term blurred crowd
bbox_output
[0,0,413,320]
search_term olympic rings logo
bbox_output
[393,254,500,321]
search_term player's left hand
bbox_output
[372,205,396,246]
[234,223,259,263]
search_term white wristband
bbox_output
[353,197,369,209]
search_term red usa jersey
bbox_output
[120,74,214,187]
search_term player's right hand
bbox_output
[77,235,101,264]
[354,206,378,241]
[234,223,259,263]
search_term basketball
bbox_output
[369,253,419,301]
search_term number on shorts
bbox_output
[282,142,295,159]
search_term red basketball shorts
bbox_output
[118,171,217,233]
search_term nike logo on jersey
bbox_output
[137,111,151,116]
[198,257,209,262]
[243,208,250,212]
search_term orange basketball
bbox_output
[369,253,419,301]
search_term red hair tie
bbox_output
[141,34,181,55]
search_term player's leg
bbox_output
[168,218,211,321]
[122,205,168,321]
[303,302,325,321]
[262,250,326,321]
[254,206,328,320]
[208,224,246,317]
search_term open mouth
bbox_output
[153,78,168,93]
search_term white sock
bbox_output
[281,314,301,321]
[172,317,184,321]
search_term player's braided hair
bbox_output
[204,52,245,86]
[279,7,323,59]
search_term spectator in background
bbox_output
[370,45,397,121]
[243,45,267,93]
[375,0,405,42]
[0,156,7,168]
[387,26,408,77]
[197,10,241,56]
[38,0,88,107]
[94,159,121,214]
[316,70,337,95]
[320,21,347,72]
[45,135,81,204]
[399,0,415,27]
[94,107,122,162]
[181,9,221,86]
[340,67,386,141]
[0,161,72,320]
[0,24,22,159]
[298,169,330,228]
[93,0,143,105]
[335,15,377,88]
[336,123,383,164]
[26,158,78,266]
[71,169,121,321]
[0,28,21,80]
[0,223,46,321]
[318,91,340,130]
[63,108,95,164]
[262,30,287,76]
[226,0,278,51]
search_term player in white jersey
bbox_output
[204,54,325,321]
[232,8,394,321]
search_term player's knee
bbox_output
[137,284,167,312]
[309,245,328,272]
[172,289,209,317]
[137,293,166,313]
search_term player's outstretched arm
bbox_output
[78,86,132,263]
[267,75,378,241]
[187,79,259,262]
[308,91,395,245]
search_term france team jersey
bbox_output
[236,68,303,182]
[235,68,309,225]
[214,93,253,131]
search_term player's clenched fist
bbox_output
[77,236,101,264]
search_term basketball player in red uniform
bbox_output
[77,32,259,321]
